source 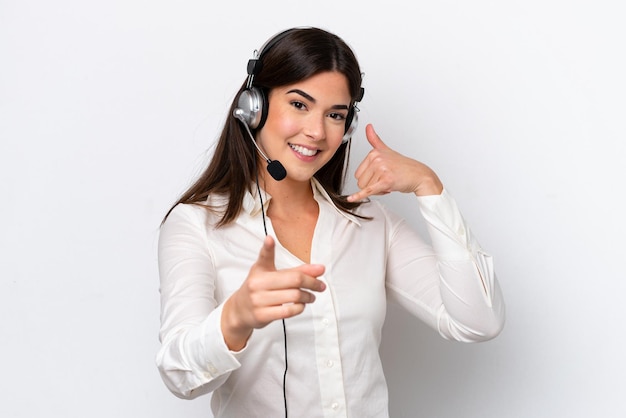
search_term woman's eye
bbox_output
[328,112,346,121]
[291,101,306,110]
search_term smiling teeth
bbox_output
[290,144,317,157]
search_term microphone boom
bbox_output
[234,109,287,181]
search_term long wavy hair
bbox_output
[163,27,366,226]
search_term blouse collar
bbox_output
[242,178,361,226]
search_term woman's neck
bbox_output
[260,172,317,220]
[260,172,319,263]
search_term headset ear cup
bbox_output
[235,87,267,129]
[255,88,269,131]
[342,108,358,143]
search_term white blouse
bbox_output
[156,179,505,418]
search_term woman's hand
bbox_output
[221,236,326,351]
[347,124,443,202]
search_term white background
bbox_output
[1,1,625,417]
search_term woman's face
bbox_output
[257,71,352,184]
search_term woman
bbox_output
[156,27,505,418]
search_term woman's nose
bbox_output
[303,113,326,141]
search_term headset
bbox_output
[233,28,364,144]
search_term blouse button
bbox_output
[322,318,329,326]
[331,402,339,410]
[326,360,334,368]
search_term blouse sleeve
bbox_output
[155,204,243,398]
[384,189,505,342]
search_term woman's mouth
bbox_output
[289,143,319,157]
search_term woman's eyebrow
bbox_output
[286,89,349,110]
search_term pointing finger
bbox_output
[255,235,277,271]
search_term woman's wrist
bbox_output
[413,176,444,196]
[221,296,253,351]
